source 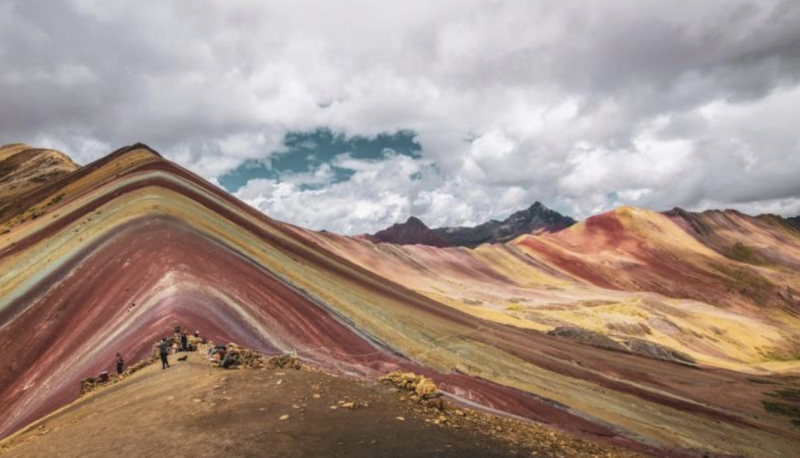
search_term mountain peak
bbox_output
[368,215,449,247]
[367,202,575,248]
[404,215,428,227]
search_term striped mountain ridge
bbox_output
[1,144,799,457]
[0,143,79,211]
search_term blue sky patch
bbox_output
[219,128,422,192]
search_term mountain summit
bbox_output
[367,202,576,248]
[432,202,576,247]
[368,216,450,247]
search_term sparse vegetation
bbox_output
[767,388,800,401]
[48,193,65,206]
[727,241,763,265]
[711,263,771,290]
[748,378,778,385]
[762,400,800,419]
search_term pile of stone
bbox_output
[79,359,153,396]
[379,371,443,409]
[201,341,300,370]
[79,376,104,395]
[267,353,302,370]
[226,344,264,368]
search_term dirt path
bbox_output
[0,356,649,458]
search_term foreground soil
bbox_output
[0,356,648,458]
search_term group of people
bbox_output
[157,329,200,369]
[113,327,201,374]
[208,343,237,368]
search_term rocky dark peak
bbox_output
[431,201,576,248]
[368,216,450,247]
[664,207,713,236]
[787,216,800,231]
[403,216,428,228]
[367,202,576,248]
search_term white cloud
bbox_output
[1,0,799,232]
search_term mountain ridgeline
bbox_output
[368,202,576,248]
[3,143,800,458]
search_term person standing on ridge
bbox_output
[115,352,125,375]
[158,337,170,369]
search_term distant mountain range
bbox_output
[366,202,576,247]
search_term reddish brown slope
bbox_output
[514,207,800,313]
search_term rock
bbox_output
[414,377,437,399]
[379,371,438,401]
[422,397,444,411]
[279,414,289,421]
[395,416,405,421]
[342,402,355,410]
[623,338,696,365]
[267,354,301,370]
[546,326,627,352]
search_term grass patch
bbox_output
[48,193,65,206]
[767,388,800,401]
[748,378,778,385]
[710,263,771,289]
[727,241,764,265]
[762,400,800,419]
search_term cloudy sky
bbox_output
[2,0,800,234]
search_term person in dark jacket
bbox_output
[158,338,170,369]
[115,352,125,375]
[180,333,189,352]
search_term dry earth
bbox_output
[0,356,649,458]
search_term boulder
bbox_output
[546,326,627,352]
[379,371,439,401]
[624,338,696,365]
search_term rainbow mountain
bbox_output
[1,143,799,457]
